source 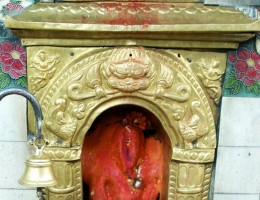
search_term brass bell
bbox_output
[0,88,58,187]
[19,147,58,187]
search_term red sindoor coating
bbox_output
[82,111,163,200]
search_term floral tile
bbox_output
[0,0,33,91]
[0,38,27,90]
[223,38,260,97]
[0,0,35,22]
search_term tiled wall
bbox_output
[0,95,36,199]
[0,0,28,90]
[0,1,260,200]
[0,1,36,199]
[213,37,260,200]
[214,98,260,200]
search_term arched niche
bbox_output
[37,47,216,149]
[81,105,172,199]
[27,47,220,200]
[75,97,181,148]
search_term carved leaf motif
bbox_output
[68,83,96,100]
[72,71,84,81]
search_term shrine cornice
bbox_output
[5,2,260,48]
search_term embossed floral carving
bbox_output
[45,98,86,145]
[41,47,216,149]
[196,58,224,105]
[30,50,60,94]
[27,47,218,200]
[66,48,194,103]
[164,101,209,149]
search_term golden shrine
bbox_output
[5,0,260,199]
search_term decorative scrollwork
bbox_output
[27,46,218,200]
[164,100,209,149]
[30,50,60,94]
[40,47,215,149]
[68,82,118,101]
[45,98,86,145]
[68,83,94,101]
[139,84,191,102]
[84,48,177,100]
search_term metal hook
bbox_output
[0,88,44,148]
[0,88,57,188]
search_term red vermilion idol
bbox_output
[82,111,163,200]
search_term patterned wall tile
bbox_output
[0,38,27,90]
[223,38,260,97]
[0,0,35,21]
[0,0,34,91]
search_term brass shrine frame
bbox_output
[25,46,224,200]
[5,1,260,199]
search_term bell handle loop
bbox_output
[0,88,43,142]
[30,137,46,155]
[35,145,44,156]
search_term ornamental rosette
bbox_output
[225,45,260,95]
[0,41,26,79]
[229,48,260,86]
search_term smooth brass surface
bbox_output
[5,2,260,48]
[19,153,58,187]
[21,38,241,49]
